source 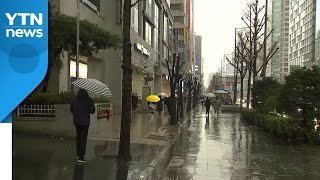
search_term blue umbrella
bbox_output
[215,90,228,94]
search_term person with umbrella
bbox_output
[146,95,160,115]
[204,97,211,118]
[70,89,95,163]
[71,78,112,163]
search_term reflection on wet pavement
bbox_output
[12,111,168,180]
[13,135,164,180]
[149,107,320,180]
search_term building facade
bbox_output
[269,0,290,82]
[170,0,187,68]
[170,0,194,74]
[48,0,173,113]
[288,0,317,69]
[194,35,202,81]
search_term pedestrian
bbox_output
[70,89,95,163]
[213,96,221,115]
[147,101,155,114]
[134,93,139,110]
[164,97,171,115]
[132,93,135,110]
[204,98,211,117]
[157,98,163,115]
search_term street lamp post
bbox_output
[76,0,80,79]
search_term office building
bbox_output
[48,0,173,113]
[289,0,318,69]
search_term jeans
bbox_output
[76,126,89,160]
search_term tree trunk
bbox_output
[240,76,244,112]
[186,80,192,112]
[179,80,184,118]
[118,0,132,161]
[246,69,252,109]
[192,81,197,108]
[233,63,238,104]
[252,0,259,86]
[261,0,268,78]
[170,95,177,125]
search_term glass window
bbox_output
[171,4,181,10]
[144,21,152,45]
[131,0,139,32]
[154,4,159,52]
[174,16,184,23]
[179,28,184,36]
[179,40,184,48]
[164,15,168,42]
[163,45,168,59]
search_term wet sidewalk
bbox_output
[13,110,190,180]
[148,107,320,180]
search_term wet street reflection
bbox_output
[149,107,320,180]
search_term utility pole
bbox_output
[76,0,80,79]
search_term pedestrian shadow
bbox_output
[73,163,84,180]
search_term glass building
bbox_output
[269,0,290,82]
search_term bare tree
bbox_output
[118,0,145,161]
[118,0,132,161]
[186,73,193,113]
[207,73,223,92]
[241,0,279,108]
[227,31,250,111]
[165,53,184,125]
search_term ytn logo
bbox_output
[5,13,43,38]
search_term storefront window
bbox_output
[144,21,152,45]
[164,15,168,42]
[131,0,139,32]
[154,4,159,52]
[70,61,87,78]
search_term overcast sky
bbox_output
[194,0,251,87]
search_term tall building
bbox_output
[315,0,320,65]
[268,0,290,82]
[187,0,195,73]
[170,0,186,65]
[170,0,194,74]
[48,0,173,113]
[288,0,318,69]
[194,35,202,81]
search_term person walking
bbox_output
[157,98,163,115]
[213,96,221,115]
[132,93,135,110]
[147,101,156,114]
[134,93,139,110]
[70,89,95,163]
[204,98,211,118]
[164,97,171,115]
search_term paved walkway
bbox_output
[148,107,320,180]
[12,110,188,180]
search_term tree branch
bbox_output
[131,0,143,8]
[165,59,172,79]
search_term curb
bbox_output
[139,108,199,180]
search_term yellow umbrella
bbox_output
[146,95,160,102]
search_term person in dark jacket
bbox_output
[157,98,163,115]
[70,89,95,163]
[204,98,211,118]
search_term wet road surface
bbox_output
[148,107,320,180]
